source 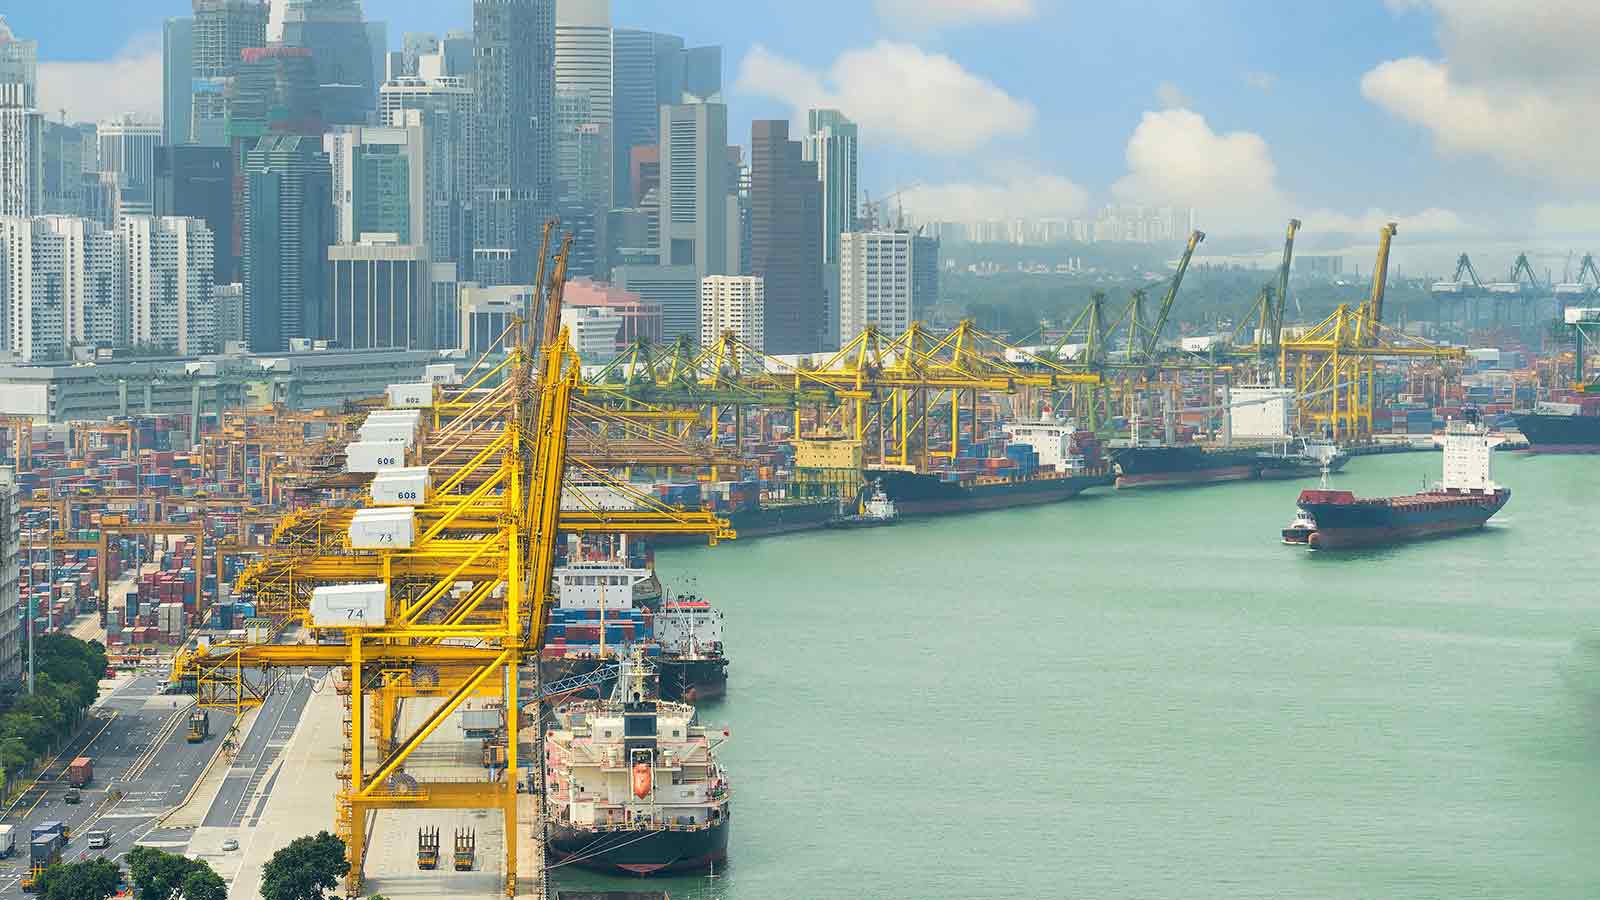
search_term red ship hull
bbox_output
[1287,487,1510,551]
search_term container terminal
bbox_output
[0,222,1597,897]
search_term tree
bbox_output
[128,845,225,900]
[261,832,350,900]
[35,858,122,900]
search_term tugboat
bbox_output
[544,655,732,875]
[827,480,899,528]
[1282,409,1509,550]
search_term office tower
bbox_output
[560,305,624,362]
[700,275,763,352]
[329,238,430,349]
[912,232,940,310]
[839,229,921,345]
[681,46,721,103]
[0,217,66,361]
[804,109,858,267]
[98,116,162,223]
[191,0,269,147]
[44,216,123,349]
[325,125,428,246]
[657,103,733,282]
[154,145,235,282]
[564,277,660,346]
[400,32,440,76]
[241,135,334,351]
[163,18,195,146]
[472,0,555,286]
[749,120,823,354]
[0,16,37,107]
[214,282,245,347]
[121,216,216,355]
[42,122,96,217]
[613,264,696,341]
[610,29,682,212]
[379,77,474,264]
[279,0,381,126]
[457,283,534,354]
[556,0,612,201]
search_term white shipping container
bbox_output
[365,408,423,422]
[371,468,431,506]
[387,382,435,408]
[345,442,408,473]
[358,422,418,446]
[310,583,388,628]
[349,507,416,549]
[425,363,459,384]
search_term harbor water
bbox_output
[554,451,1600,899]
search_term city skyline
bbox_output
[14,1,1600,246]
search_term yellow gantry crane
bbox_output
[1279,222,1466,439]
[172,239,733,898]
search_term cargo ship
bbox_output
[1111,444,1261,488]
[866,417,1113,517]
[541,556,727,703]
[1283,412,1509,550]
[1513,401,1600,452]
[545,659,731,875]
[827,481,898,528]
[1256,437,1350,480]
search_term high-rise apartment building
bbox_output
[122,216,216,355]
[0,465,19,692]
[839,229,922,345]
[472,0,555,286]
[700,275,763,353]
[98,116,162,223]
[657,103,734,282]
[163,18,195,147]
[0,18,41,220]
[749,120,823,354]
[191,0,269,146]
[0,217,67,361]
[155,145,235,282]
[279,0,383,126]
[379,77,474,264]
[48,216,124,349]
[241,135,334,351]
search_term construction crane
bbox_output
[1125,229,1206,364]
[1360,222,1399,345]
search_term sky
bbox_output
[16,0,1600,272]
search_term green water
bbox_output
[554,452,1600,899]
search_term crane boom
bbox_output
[1142,229,1206,359]
[1366,222,1398,341]
[1271,219,1301,348]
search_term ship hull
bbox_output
[540,656,727,703]
[1294,489,1509,550]
[1112,446,1265,489]
[1514,412,1600,452]
[653,500,837,544]
[549,819,729,876]
[865,468,1112,517]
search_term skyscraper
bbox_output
[191,0,269,146]
[279,0,382,126]
[700,275,763,353]
[681,46,722,103]
[657,103,732,280]
[329,238,430,350]
[380,75,474,264]
[0,18,40,220]
[122,216,216,355]
[555,0,613,276]
[804,109,858,267]
[610,29,682,211]
[42,122,96,217]
[749,120,823,355]
[472,0,555,286]
[0,217,66,361]
[154,145,236,282]
[97,116,162,223]
[241,135,334,351]
[163,18,195,147]
[838,229,918,345]
[325,124,429,246]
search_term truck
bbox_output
[452,828,475,871]
[417,827,439,870]
[68,756,93,787]
[187,709,210,743]
[0,823,15,857]
[22,828,66,893]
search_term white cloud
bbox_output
[1534,202,1600,235]
[37,35,163,125]
[874,0,1037,29]
[736,42,1034,155]
[1155,82,1188,109]
[1112,108,1468,237]
[1363,0,1600,184]
[899,165,1089,222]
[1244,71,1277,92]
